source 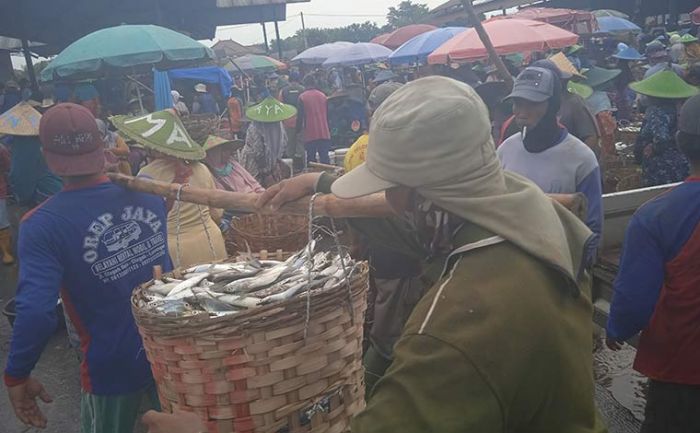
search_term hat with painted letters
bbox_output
[39,103,105,176]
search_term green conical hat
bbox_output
[245,97,297,123]
[583,66,622,89]
[629,70,700,99]
[680,34,699,44]
[0,102,42,136]
[568,81,593,99]
[567,44,584,55]
[110,110,205,160]
[202,135,244,152]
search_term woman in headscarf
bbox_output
[630,70,699,187]
[612,45,645,122]
[203,135,264,231]
[583,66,622,157]
[239,97,296,187]
[111,109,227,268]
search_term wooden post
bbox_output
[274,20,283,60]
[261,23,270,54]
[459,0,514,89]
[21,39,39,93]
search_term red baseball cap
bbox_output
[39,103,105,176]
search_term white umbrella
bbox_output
[292,42,354,65]
[322,43,392,67]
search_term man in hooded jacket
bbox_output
[142,77,607,433]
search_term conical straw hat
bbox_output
[0,102,42,136]
[202,135,244,152]
[549,52,585,79]
[629,70,700,99]
[110,110,205,160]
[245,97,297,123]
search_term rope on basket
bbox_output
[329,217,355,327]
[174,183,190,268]
[304,194,356,338]
[304,193,321,338]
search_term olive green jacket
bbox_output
[352,224,607,433]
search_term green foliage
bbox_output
[386,1,430,28]
[270,1,430,56]
[272,21,386,54]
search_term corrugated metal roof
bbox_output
[216,0,308,7]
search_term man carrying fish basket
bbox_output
[147,77,607,432]
[4,103,172,433]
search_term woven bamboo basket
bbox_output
[132,260,369,433]
[226,215,309,256]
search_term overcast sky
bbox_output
[211,0,449,46]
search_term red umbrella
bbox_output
[428,18,579,64]
[380,24,437,49]
[693,6,700,25]
[371,33,392,45]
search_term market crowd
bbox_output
[1,23,700,433]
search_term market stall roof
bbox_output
[0,0,308,55]
[322,43,393,67]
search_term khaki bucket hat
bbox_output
[332,76,493,199]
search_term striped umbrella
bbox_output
[228,55,287,73]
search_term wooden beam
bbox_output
[459,0,514,89]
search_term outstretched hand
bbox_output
[255,173,322,212]
[605,337,624,351]
[142,410,207,433]
[7,377,53,429]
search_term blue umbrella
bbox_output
[596,16,641,34]
[388,27,466,65]
[292,42,354,65]
[322,43,393,67]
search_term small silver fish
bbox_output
[223,264,289,294]
[148,282,181,296]
[216,294,262,308]
[166,273,210,299]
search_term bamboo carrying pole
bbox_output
[108,173,394,218]
[108,173,587,221]
[459,0,514,89]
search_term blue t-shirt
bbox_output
[5,178,172,395]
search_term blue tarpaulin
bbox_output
[153,69,173,111]
[168,66,233,97]
[154,66,233,111]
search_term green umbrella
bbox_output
[629,70,699,99]
[582,66,621,89]
[245,97,297,123]
[110,110,205,160]
[226,55,287,73]
[41,24,214,82]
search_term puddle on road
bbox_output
[594,337,647,421]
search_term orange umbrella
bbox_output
[380,24,437,49]
[428,18,579,64]
[371,33,392,45]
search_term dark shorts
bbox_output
[640,380,700,433]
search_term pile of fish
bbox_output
[136,241,358,317]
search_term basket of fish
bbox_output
[225,214,309,256]
[132,241,368,433]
